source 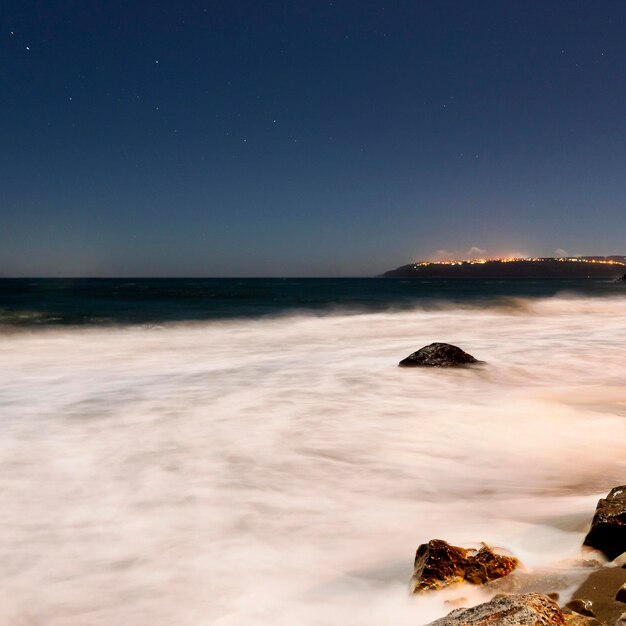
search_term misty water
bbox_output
[1,294,626,625]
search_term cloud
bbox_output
[430,249,456,261]
[465,246,487,259]
[426,247,486,261]
[554,248,568,257]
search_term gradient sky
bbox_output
[2,1,625,276]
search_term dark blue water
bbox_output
[0,277,623,326]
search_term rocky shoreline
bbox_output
[397,343,626,624]
[414,486,626,626]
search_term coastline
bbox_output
[0,287,625,624]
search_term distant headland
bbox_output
[383,256,626,279]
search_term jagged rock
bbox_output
[411,539,518,592]
[583,486,626,561]
[425,593,565,626]
[399,343,482,368]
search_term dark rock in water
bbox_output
[399,343,481,368]
[411,539,518,592]
[411,540,466,591]
[583,486,626,560]
[425,593,565,626]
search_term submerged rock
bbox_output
[399,343,482,368]
[425,593,565,626]
[411,539,518,592]
[583,486,626,561]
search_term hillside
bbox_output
[383,258,626,279]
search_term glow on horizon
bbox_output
[412,256,626,267]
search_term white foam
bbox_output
[0,295,625,625]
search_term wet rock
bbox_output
[399,343,482,368]
[425,593,565,626]
[583,486,626,561]
[566,599,596,617]
[411,539,518,592]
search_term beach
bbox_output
[1,289,625,624]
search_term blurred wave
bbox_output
[0,295,625,624]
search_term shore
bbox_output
[0,294,625,624]
[410,486,626,625]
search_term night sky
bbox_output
[2,1,625,277]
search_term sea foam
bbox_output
[0,295,625,625]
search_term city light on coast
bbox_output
[413,257,626,268]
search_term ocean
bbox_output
[1,278,625,625]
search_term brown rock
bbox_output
[425,593,565,626]
[583,486,626,561]
[411,539,518,593]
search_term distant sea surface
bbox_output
[0,277,624,326]
[1,277,626,625]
